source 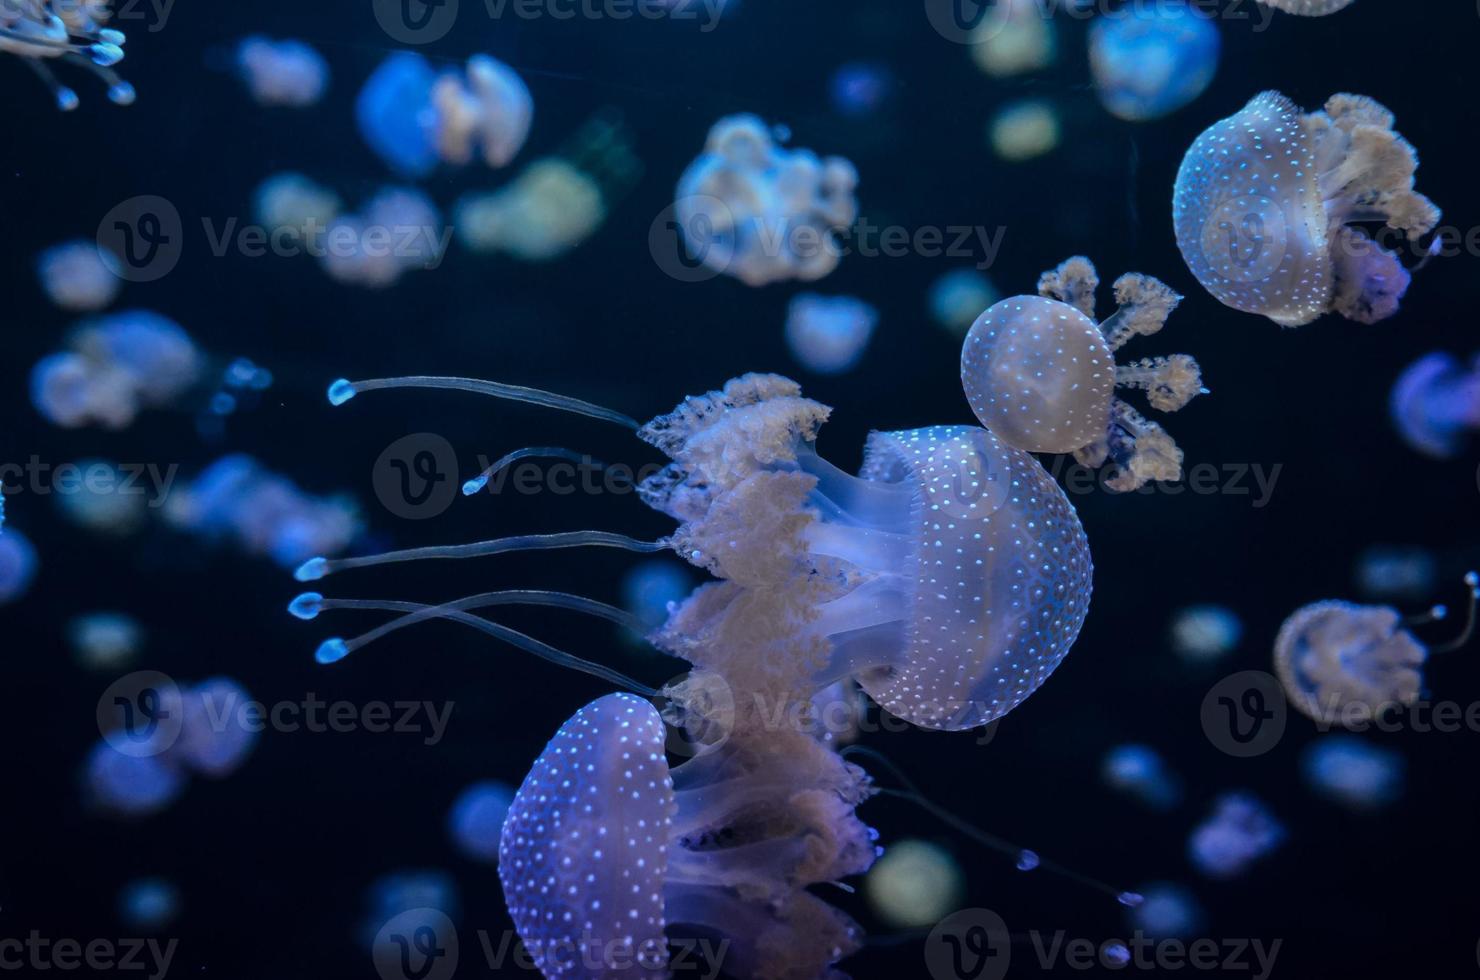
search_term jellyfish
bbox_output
[458,160,605,262]
[928,269,998,336]
[988,100,1060,162]
[0,525,38,604]
[253,172,341,242]
[1128,882,1204,939]
[118,878,180,931]
[864,839,964,929]
[1173,91,1439,326]
[82,741,186,817]
[1101,744,1181,810]
[784,293,879,376]
[448,780,515,864]
[961,257,1204,491]
[1088,2,1220,123]
[362,870,461,955]
[1259,0,1355,15]
[1274,574,1478,726]
[320,187,445,289]
[69,611,143,670]
[357,51,532,179]
[621,560,694,634]
[499,692,875,979]
[1169,604,1242,662]
[175,677,258,778]
[37,239,120,312]
[1187,792,1284,879]
[970,0,1056,78]
[1390,352,1480,459]
[235,36,328,107]
[0,0,133,109]
[674,115,860,286]
[1301,735,1404,809]
[54,459,150,535]
[829,62,892,118]
[1354,546,1436,601]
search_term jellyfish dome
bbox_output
[447,780,515,864]
[1173,91,1439,326]
[0,0,134,109]
[1301,735,1404,809]
[1089,2,1220,122]
[37,239,120,312]
[970,0,1056,78]
[1274,600,1426,724]
[235,36,327,107]
[1102,743,1181,810]
[928,269,998,336]
[499,693,874,979]
[1188,792,1284,879]
[784,293,878,375]
[1390,352,1480,459]
[1261,0,1355,15]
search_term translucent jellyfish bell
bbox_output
[864,839,964,929]
[1188,792,1284,879]
[1089,1,1220,122]
[1301,735,1404,809]
[447,780,514,864]
[235,36,328,107]
[1174,91,1439,326]
[1390,352,1480,459]
[962,257,1205,490]
[37,240,120,312]
[784,293,878,375]
[1261,0,1355,14]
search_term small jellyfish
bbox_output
[1102,744,1182,810]
[55,459,149,535]
[1169,604,1242,662]
[175,677,258,778]
[357,51,532,179]
[320,187,445,289]
[0,0,134,109]
[1188,792,1284,879]
[0,526,38,604]
[1173,91,1439,326]
[620,560,694,634]
[1274,574,1478,726]
[253,172,341,241]
[235,36,327,107]
[970,0,1056,78]
[1390,352,1480,459]
[1354,546,1436,601]
[784,293,879,375]
[447,780,515,864]
[1260,0,1355,15]
[864,839,964,929]
[675,114,860,286]
[1301,735,1404,810]
[362,870,461,952]
[829,61,892,117]
[928,268,999,336]
[37,239,120,312]
[68,611,143,670]
[1128,882,1204,939]
[1089,2,1220,122]
[962,257,1204,490]
[83,741,186,818]
[118,878,180,931]
[988,100,1060,162]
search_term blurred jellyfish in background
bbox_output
[961,256,1204,490]
[253,172,342,241]
[675,114,859,286]
[53,459,150,536]
[1261,0,1356,14]
[1390,352,1480,459]
[864,839,964,929]
[164,455,362,569]
[1188,793,1285,879]
[83,742,186,818]
[989,100,1060,162]
[320,187,445,289]
[356,51,532,179]
[1354,546,1436,601]
[118,878,180,931]
[175,677,258,778]
[928,268,998,336]
[199,358,275,442]
[447,780,515,864]
[829,61,893,118]
[0,0,134,109]
[970,0,1056,78]
[785,293,878,375]
[1301,736,1405,810]
[1169,604,1242,662]
[361,870,460,948]
[0,524,38,604]
[69,612,144,671]
[1128,882,1204,939]
[1089,2,1220,122]
[37,239,120,312]
[1174,92,1438,326]
[620,559,693,634]
[32,310,202,430]
[810,679,866,746]
[1102,744,1182,810]
[235,36,327,107]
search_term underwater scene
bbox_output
[4,0,1479,977]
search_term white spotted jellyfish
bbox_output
[0,0,133,109]
[961,256,1205,491]
[1261,0,1356,15]
[1173,91,1438,326]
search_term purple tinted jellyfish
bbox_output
[235,36,327,107]
[448,780,515,864]
[83,741,186,817]
[1169,604,1242,663]
[118,878,180,931]
[499,693,874,979]
[0,1,134,109]
[962,257,1204,490]
[1102,744,1181,810]
[1128,882,1204,939]
[0,527,38,604]
[1188,792,1284,879]
[1301,735,1404,810]
[1174,92,1438,326]
[320,187,445,289]
[1089,2,1219,122]
[784,293,879,375]
[37,239,119,312]
[175,677,258,778]
[1390,352,1480,459]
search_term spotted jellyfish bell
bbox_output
[1173,91,1439,326]
[961,256,1205,491]
[1274,573,1480,726]
[0,0,134,109]
[1259,0,1356,15]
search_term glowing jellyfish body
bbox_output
[1128,882,1204,939]
[829,61,892,117]
[235,36,327,107]
[962,257,1204,490]
[1102,744,1181,810]
[500,693,874,979]
[675,115,859,286]
[1390,352,1480,459]
[928,269,998,336]
[620,560,693,633]
[1188,793,1284,879]
[37,240,119,312]
[447,780,514,864]
[864,839,964,929]
[32,310,201,429]
[1173,91,1439,326]
[176,677,258,778]
[1301,735,1404,809]
[989,100,1060,162]
[1354,546,1436,601]
[320,187,444,289]
[254,172,341,239]
[0,0,134,109]
[69,611,143,670]
[1262,0,1355,14]
[1089,2,1219,122]
[784,293,878,375]
[0,528,38,604]
[1274,600,1427,724]
[970,0,1056,78]
[1169,604,1242,662]
[83,742,185,817]
[118,878,180,930]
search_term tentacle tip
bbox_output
[56,87,79,112]
[461,476,487,497]
[107,82,136,106]
[327,379,356,406]
[288,592,324,621]
[1465,571,1479,591]
[314,638,350,665]
[1015,849,1040,872]
[1117,891,1144,908]
[294,557,329,582]
[99,29,126,45]
[90,42,125,67]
